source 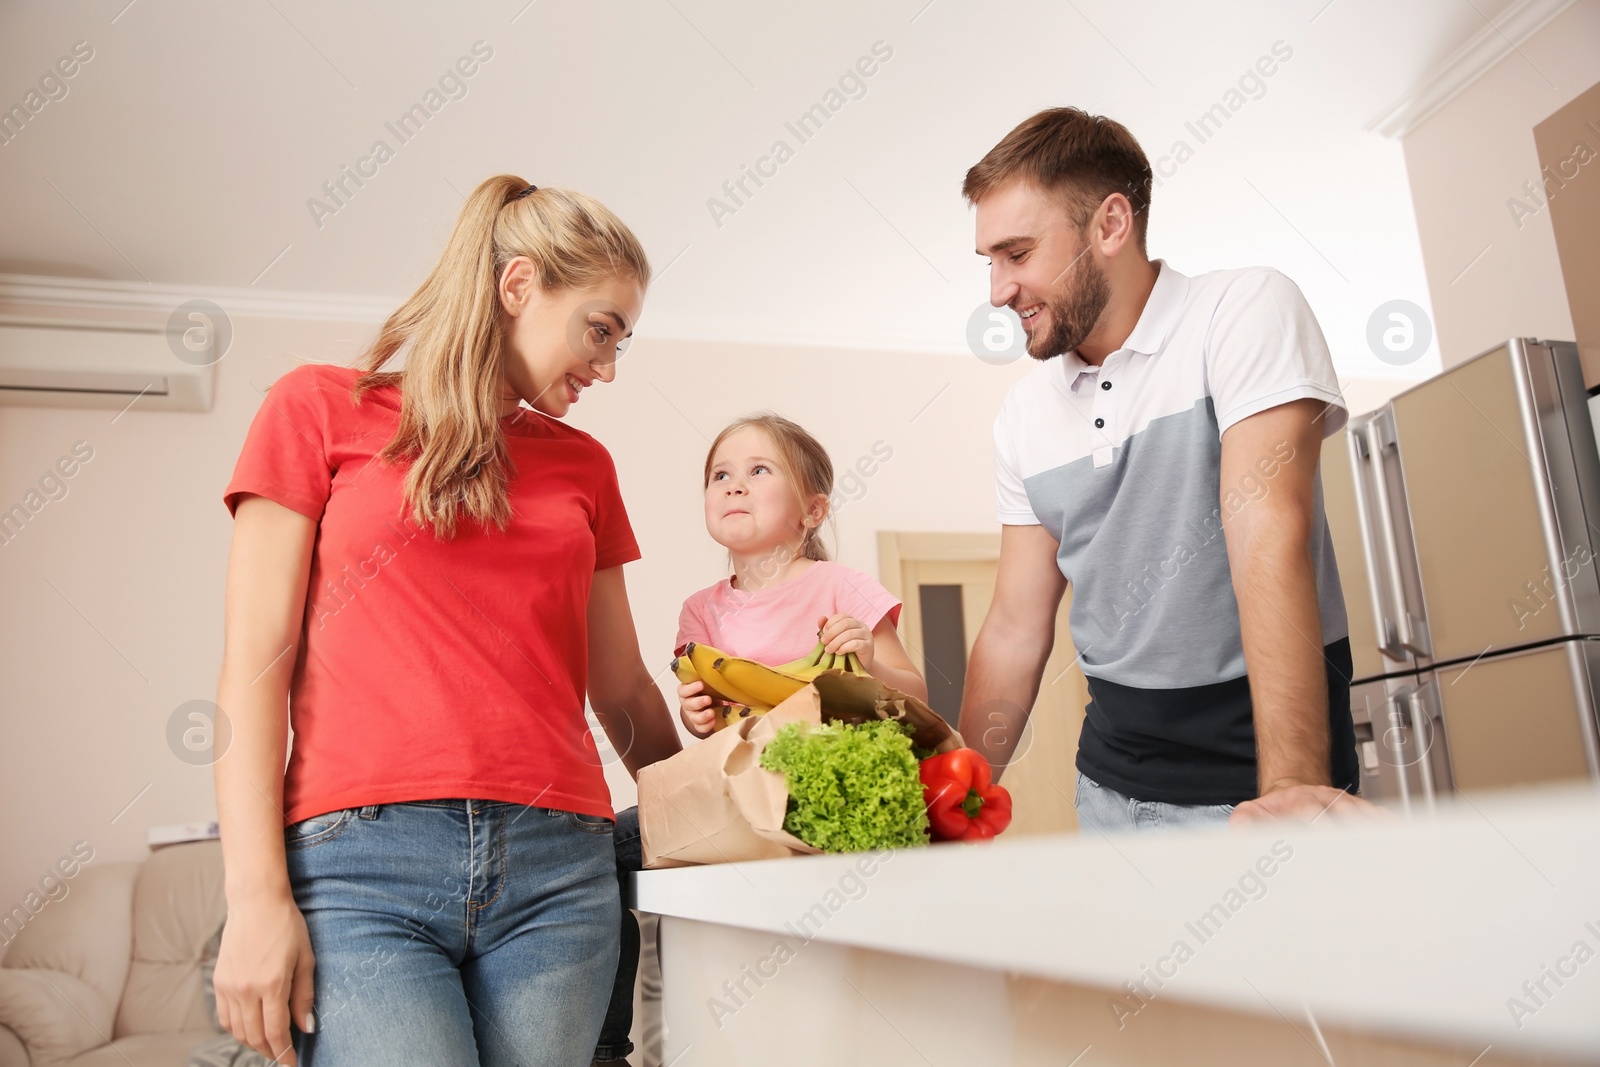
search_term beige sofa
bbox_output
[0,841,226,1067]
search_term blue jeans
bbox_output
[286,799,620,1067]
[1074,771,1236,833]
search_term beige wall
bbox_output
[1534,77,1600,381]
[0,307,1030,914]
[1401,0,1600,368]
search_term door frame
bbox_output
[878,531,1002,585]
[878,532,1001,679]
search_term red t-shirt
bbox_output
[222,363,639,825]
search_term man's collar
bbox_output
[1121,258,1188,356]
[1062,345,1092,376]
[1061,258,1190,376]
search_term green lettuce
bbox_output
[758,719,930,852]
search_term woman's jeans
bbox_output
[593,805,642,1062]
[285,799,620,1067]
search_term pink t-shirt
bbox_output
[676,561,903,666]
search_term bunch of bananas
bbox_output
[671,637,870,731]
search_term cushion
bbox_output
[0,1023,27,1067]
[66,1031,219,1067]
[1,863,138,1017]
[0,968,112,1067]
[113,842,224,1038]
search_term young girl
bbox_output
[595,415,928,1062]
[676,413,928,734]
[212,176,680,1067]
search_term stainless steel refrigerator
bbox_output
[1322,338,1600,812]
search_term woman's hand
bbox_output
[818,613,875,673]
[213,891,317,1066]
[677,678,718,738]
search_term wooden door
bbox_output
[878,533,1086,836]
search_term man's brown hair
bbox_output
[963,107,1153,253]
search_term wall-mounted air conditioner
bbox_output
[0,317,216,412]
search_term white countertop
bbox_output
[635,783,1600,1061]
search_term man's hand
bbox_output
[1230,783,1390,825]
[956,524,1067,780]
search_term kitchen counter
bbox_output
[635,783,1600,1065]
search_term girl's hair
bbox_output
[704,413,836,563]
[350,175,650,539]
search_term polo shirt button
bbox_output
[1094,417,1105,428]
[1101,380,1112,390]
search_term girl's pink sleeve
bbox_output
[834,566,902,631]
[676,594,713,651]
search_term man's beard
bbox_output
[1026,250,1112,362]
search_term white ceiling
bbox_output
[0,0,1527,376]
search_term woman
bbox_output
[211,176,680,1066]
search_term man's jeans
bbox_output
[1074,771,1236,833]
[593,805,642,1062]
[285,799,619,1067]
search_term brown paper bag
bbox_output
[808,671,965,755]
[639,676,965,868]
[723,688,825,854]
[636,710,796,868]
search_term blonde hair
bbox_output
[350,175,650,539]
[704,413,836,563]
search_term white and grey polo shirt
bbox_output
[994,259,1358,804]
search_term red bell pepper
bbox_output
[920,748,1013,841]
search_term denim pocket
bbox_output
[284,808,352,850]
[564,810,615,835]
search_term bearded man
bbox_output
[957,107,1376,830]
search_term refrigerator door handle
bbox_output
[1401,688,1439,812]
[1373,687,1415,815]
[1356,415,1408,659]
[1367,412,1432,658]
[1350,419,1407,660]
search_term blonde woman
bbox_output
[211,177,680,1066]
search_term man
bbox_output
[956,107,1374,830]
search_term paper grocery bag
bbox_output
[638,713,796,868]
[808,671,965,755]
[638,677,966,868]
[725,688,824,854]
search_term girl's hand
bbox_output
[677,679,717,738]
[818,613,874,673]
